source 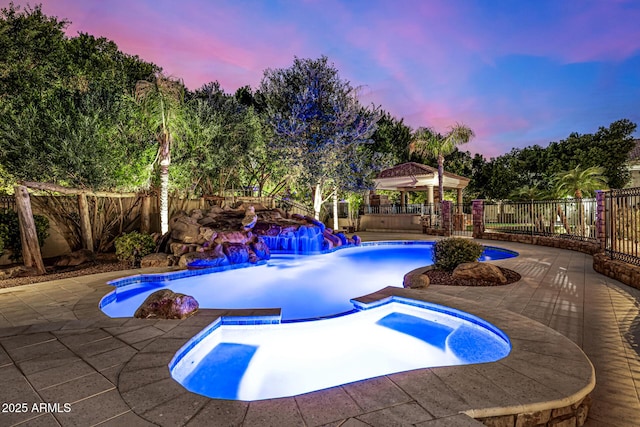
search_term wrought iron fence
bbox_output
[605,188,640,266]
[420,203,441,229]
[451,203,473,236]
[484,199,598,242]
[361,203,426,215]
[323,201,349,219]
[0,195,15,211]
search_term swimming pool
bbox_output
[101,241,518,321]
[169,297,512,401]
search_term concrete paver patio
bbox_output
[0,232,638,426]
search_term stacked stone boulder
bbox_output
[142,203,360,270]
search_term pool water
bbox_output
[169,298,512,401]
[101,241,518,321]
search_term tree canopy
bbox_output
[0,4,636,213]
[410,124,475,202]
[466,119,636,200]
[259,56,381,219]
[0,3,158,191]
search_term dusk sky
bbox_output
[6,0,640,158]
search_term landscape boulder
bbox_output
[140,253,172,268]
[134,289,199,319]
[0,265,40,279]
[250,239,270,260]
[169,214,201,243]
[179,248,229,269]
[452,262,507,284]
[223,242,250,264]
[403,271,430,289]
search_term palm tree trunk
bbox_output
[332,186,339,231]
[437,155,445,203]
[313,183,322,221]
[556,204,571,234]
[575,190,585,236]
[160,161,170,234]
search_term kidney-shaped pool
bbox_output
[102,241,517,402]
[101,241,518,321]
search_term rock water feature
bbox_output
[146,203,361,270]
[135,203,360,319]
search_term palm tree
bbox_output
[410,123,475,203]
[509,185,545,201]
[554,165,608,199]
[554,165,608,236]
[135,73,185,234]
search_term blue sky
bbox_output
[6,0,640,157]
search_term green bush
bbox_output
[114,231,156,263]
[0,234,4,254]
[0,210,49,261]
[433,237,484,271]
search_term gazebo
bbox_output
[359,162,470,232]
[372,162,470,206]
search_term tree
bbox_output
[508,186,545,201]
[410,124,475,202]
[554,165,608,236]
[135,73,186,234]
[368,112,413,164]
[554,165,608,199]
[260,56,380,226]
[545,119,636,188]
[0,3,157,190]
[173,82,265,197]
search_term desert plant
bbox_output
[114,231,156,264]
[0,210,49,261]
[433,237,483,271]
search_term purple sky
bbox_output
[7,0,640,158]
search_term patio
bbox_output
[0,233,638,426]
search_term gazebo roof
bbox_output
[374,162,470,191]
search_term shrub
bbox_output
[0,234,4,254]
[433,237,484,271]
[114,231,156,264]
[0,210,49,261]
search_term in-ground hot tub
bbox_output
[169,297,511,401]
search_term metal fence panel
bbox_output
[605,188,640,266]
[0,195,15,211]
[484,199,597,242]
[451,203,473,236]
[362,204,426,215]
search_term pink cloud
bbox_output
[33,0,305,90]
[6,0,638,159]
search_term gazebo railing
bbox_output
[361,204,427,215]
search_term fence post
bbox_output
[596,190,606,251]
[140,195,152,234]
[472,200,484,239]
[77,193,94,252]
[14,185,46,275]
[441,201,452,237]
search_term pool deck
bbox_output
[0,232,638,426]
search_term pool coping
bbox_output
[108,286,595,425]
